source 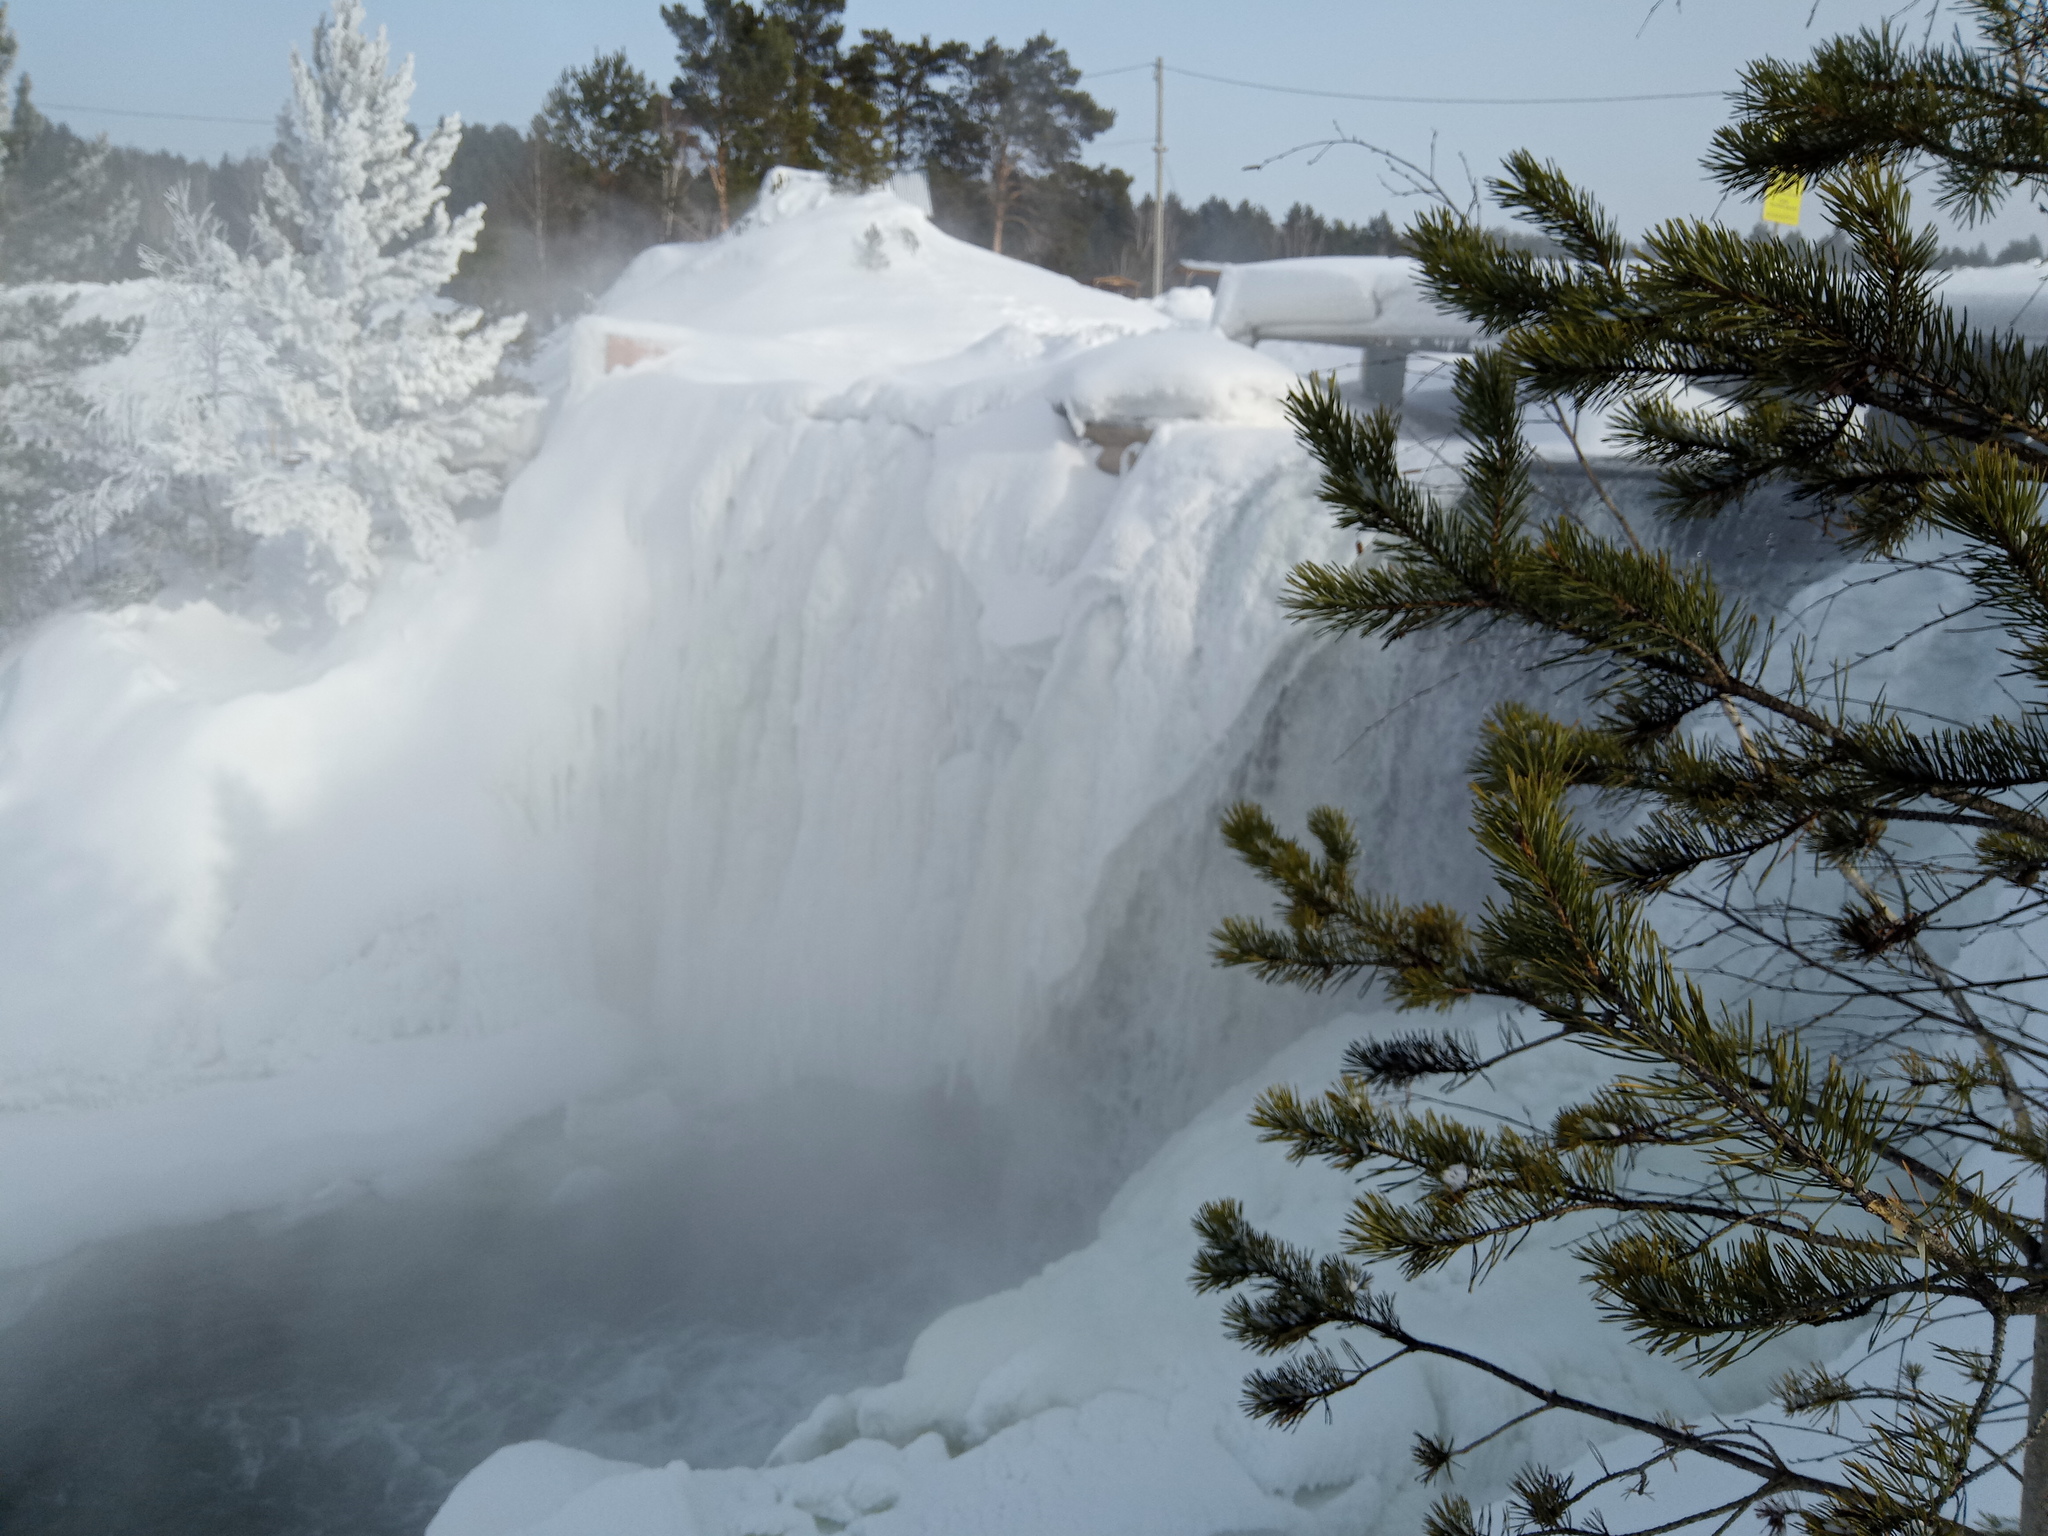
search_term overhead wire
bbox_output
[39,60,1725,136]
[1080,61,1728,107]
[1162,65,1726,106]
[44,101,272,125]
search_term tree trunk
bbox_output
[2027,1303,2048,1536]
[713,139,730,232]
[990,148,1009,255]
[532,150,548,278]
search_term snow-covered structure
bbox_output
[1211,255,1480,404]
[1204,249,2048,408]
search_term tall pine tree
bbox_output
[959,35,1110,256]
[104,0,528,621]
[661,0,881,230]
[1197,6,2048,1536]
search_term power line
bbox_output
[1163,65,1726,107]
[43,101,272,126]
[42,60,1726,135]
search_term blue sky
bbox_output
[16,0,2042,248]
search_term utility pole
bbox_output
[1151,57,1166,298]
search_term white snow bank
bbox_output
[1152,284,1215,327]
[1052,328,1298,428]
[561,168,1159,398]
[1934,261,2048,340]
[427,539,2011,1536]
[0,170,1331,1270]
[431,1013,1810,1536]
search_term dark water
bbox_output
[0,1076,1049,1536]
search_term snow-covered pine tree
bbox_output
[1198,6,2048,1536]
[111,0,529,620]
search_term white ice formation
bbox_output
[0,171,1368,1273]
[5,171,2035,1535]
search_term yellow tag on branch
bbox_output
[1762,174,1806,227]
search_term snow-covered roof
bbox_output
[1210,255,1481,349]
[1209,252,2048,351]
[1934,261,2048,342]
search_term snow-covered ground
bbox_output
[7,173,2034,1533]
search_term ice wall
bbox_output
[0,174,1408,1270]
[0,172,1863,1272]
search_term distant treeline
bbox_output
[46,0,2034,327]
[1760,223,2046,269]
[20,1,1405,326]
[1934,234,2044,267]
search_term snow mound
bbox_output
[1152,284,1216,327]
[430,1014,1800,1536]
[561,168,1159,397]
[1933,260,2048,340]
[1052,328,1297,429]
[739,165,845,227]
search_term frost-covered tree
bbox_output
[107,0,528,619]
[1198,6,2048,1536]
[0,292,136,623]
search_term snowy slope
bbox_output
[412,204,2046,1535]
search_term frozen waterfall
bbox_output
[0,174,1849,1534]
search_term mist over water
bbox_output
[0,1077,1035,1534]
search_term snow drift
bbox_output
[1212,254,1483,347]
[429,1014,1799,1536]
